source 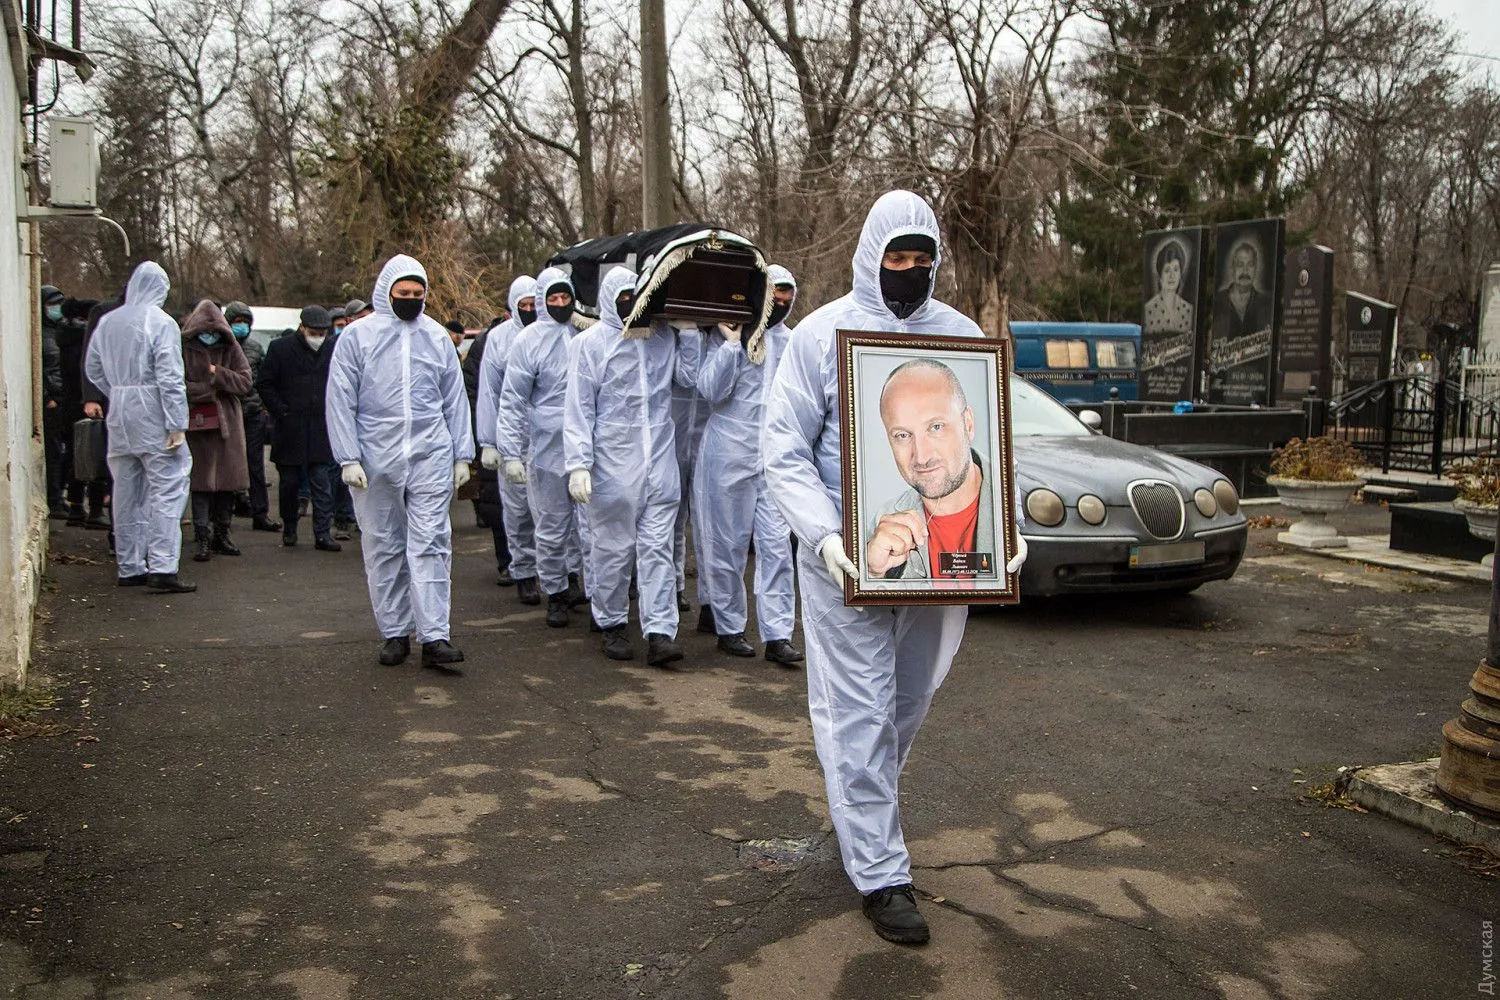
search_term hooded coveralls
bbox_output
[84,262,192,579]
[762,191,981,894]
[475,274,539,582]
[564,269,681,638]
[496,266,583,597]
[326,255,475,643]
[671,329,709,600]
[692,265,798,642]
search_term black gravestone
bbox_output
[1278,245,1334,399]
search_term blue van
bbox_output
[1011,322,1141,403]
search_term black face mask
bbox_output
[879,266,931,320]
[547,301,574,324]
[615,294,635,323]
[768,301,792,328]
[391,296,425,321]
[518,307,537,326]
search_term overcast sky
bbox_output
[1426,0,1500,70]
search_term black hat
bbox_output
[300,304,332,330]
[223,300,253,323]
[41,285,62,304]
[885,233,937,255]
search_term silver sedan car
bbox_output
[1011,378,1248,597]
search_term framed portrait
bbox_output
[837,330,1020,606]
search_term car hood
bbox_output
[1013,434,1225,505]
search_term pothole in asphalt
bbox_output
[737,836,819,871]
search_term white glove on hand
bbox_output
[165,430,186,450]
[1006,534,1029,574]
[453,461,471,490]
[341,463,368,489]
[480,446,501,470]
[718,322,743,343]
[819,534,858,586]
[503,459,527,485]
[568,469,592,504]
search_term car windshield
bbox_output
[1010,376,1093,437]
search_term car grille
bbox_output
[1129,480,1184,540]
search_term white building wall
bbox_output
[0,12,48,687]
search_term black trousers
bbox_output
[191,491,236,533]
[43,408,67,506]
[476,467,510,572]
[278,462,334,540]
[244,408,270,516]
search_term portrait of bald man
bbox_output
[864,357,997,581]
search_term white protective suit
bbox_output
[326,254,476,643]
[83,261,192,578]
[692,265,798,641]
[762,191,985,894]
[476,275,539,581]
[496,266,583,597]
[671,329,710,601]
[564,269,681,637]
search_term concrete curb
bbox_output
[1346,759,1500,854]
[1290,534,1491,585]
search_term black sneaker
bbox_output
[145,573,197,594]
[421,640,465,674]
[696,605,716,634]
[516,577,541,605]
[717,632,755,657]
[252,515,283,532]
[601,625,634,661]
[676,590,691,612]
[862,885,930,945]
[379,636,410,666]
[764,639,805,666]
[314,537,342,552]
[546,593,570,628]
[116,574,149,587]
[646,632,684,668]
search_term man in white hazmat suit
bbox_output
[692,264,802,665]
[83,260,196,594]
[496,266,587,629]
[671,327,709,620]
[563,267,685,667]
[326,254,475,673]
[762,190,1028,945]
[476,274,541,606]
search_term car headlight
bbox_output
[1025,489,1065,527]
[1193,488,1218,517]
[1076,494,1106,525]
[1212,479,1239,516]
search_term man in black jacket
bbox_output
[225,301,281,532]
[256,305,340,551]
[42,284,107,527]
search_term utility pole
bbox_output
[640,0,673,228]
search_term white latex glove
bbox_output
[503,459,527,485]
[1007,534,1029,574]
[165,430,186,450]
[480,446,501,470]
[341,462,368,489]
[453,461,471,490]
[568,469,592,504]
[718,322,743,343]
[819,534,858,586]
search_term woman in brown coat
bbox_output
[180,300,253,562]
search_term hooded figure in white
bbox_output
[670,327,709,611]
[691,264,800,662]
[564,268,684,667]
[84,261,195,590]
[476,274,540,594]
[762,190,1027,945]
[496,266,586,623]
[326,254,475,668]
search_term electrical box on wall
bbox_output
[47,116,98,210]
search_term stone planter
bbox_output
[1454,497,1498,569]
[1266,475,1366,549]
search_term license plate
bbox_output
[1129,541,1205,568]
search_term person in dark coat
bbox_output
[258,305,340,551]
[180,300,253,562]
[40,287,66,515]
[461,317,512,575]
[42,284,106,525]
[225,301,281,533]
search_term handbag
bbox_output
[72,418,107,480]
[188,403,220,432]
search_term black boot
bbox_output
[211,525,241,556]
[146,573,196,594]
[696,605,716,634]
[252,514,283,532]
[566,572,589,609]
[764,639,805,666]
[314,536,342,552]
[717,632,755,657]
[516,577,541,606]
[601,625,634,661]
[862,885,930,945]
[116,573,149,587]
[65,502,86,527]
[646,632,684,668]
[546,592,570,628]
[192,529,212,563]
[84,508,110,530]
[282,530,298,547]
[496,568,515,586]
[379,636,411,666]
[676,590,691,613]
[421,640,465,674]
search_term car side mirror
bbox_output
[1079,409,1103,431]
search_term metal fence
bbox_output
[1326,372,1500,475]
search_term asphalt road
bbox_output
[1,501,1496,999]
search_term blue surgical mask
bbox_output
[44,303,63,322]
[230,322,250,339]
[197,332,222,346]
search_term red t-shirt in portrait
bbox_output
[927,493,980,578]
